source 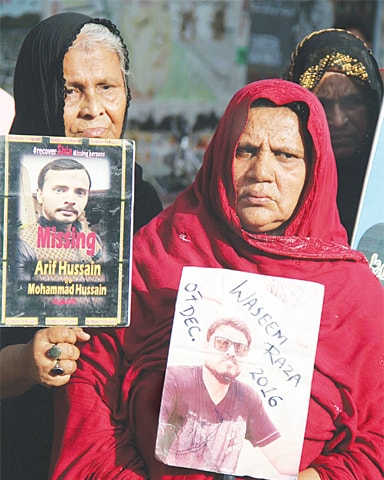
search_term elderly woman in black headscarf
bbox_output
[1,12,162,479]
[10,12,162,229]
[285,28,383,242]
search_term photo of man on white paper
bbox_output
[155,266,325,479]
[157,317,289,473]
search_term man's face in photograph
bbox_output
[37,168,90,229]
[204,324,249,384]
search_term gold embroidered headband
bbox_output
[299,52,368,90]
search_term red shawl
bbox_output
[51,80,383,480]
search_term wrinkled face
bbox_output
[63,40,127,139]
[37,169,90,230]
[313,72,370,164]
[234,106,307,234]
[204,325,249,384]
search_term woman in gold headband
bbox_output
[286,28,383,242]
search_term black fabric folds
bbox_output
[9,11,161,232]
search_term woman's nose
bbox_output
[326,102,348,127]
[248,149,274,181]
[79,91,105,118]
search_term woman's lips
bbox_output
[80,127,107,137]
[331,132,355,147]
[240,193,274,205]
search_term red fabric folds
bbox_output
[50,80,383,480]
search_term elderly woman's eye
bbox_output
[236,146,256,159]
[341,95,367,110]
[236,147,246,156]
[64,87,76,98]
[275,150,298,162]
[277,151,292,158]
[97,84,113,93]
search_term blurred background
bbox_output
[1,0,383,205]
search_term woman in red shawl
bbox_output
[51,79,383,480]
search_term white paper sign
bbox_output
[156,267,324,479]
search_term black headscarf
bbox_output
[285,28,383,106]
[10,12,162,231]
[285,28,383,242]
[10,12,131,136]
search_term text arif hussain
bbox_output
[34,260,102,277]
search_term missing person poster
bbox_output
[351,102,384,286]
[155,266,324,479]
[0,135,135,327]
